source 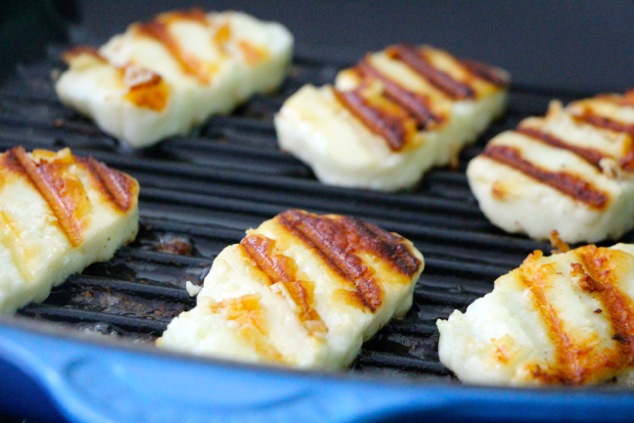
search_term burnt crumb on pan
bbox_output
[157,234,194,255]
[70,287,191,319]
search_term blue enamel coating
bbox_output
[1,322,634,423]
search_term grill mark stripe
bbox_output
[484,145,609,209]
[11,147,83,247]
[278,210,383,311]
[241,235,295,282]
[136,20,210,84]
[240,234,326,335]
[333,88,408,152]
[459,58,509,88]
[356,59,442,127]
[576,247,634,365]
[518,261,583,384]
[516,126,606,169]
[574,111,634,138]
[82,157,136,212]
[343,217,422,278]
[388,44,475,100]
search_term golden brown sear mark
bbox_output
[278,210,420,311]
[341,216,422,277]
[122,66,170,111]
[333,88,413,152]
[387,44,475,100]
[135,18,210,84]
[516,126,606,169]
[518,124,634,174]
[573,110,634,138]
[355,58,441,128]
[459,58,509,88]
[518,254,586,384]
[517,250,625,385]
[209,294,284,363]
[484,144,609,209]
[240,234,326,335]
[8,147,85,247]
[278,209,383,311]
[3,147,137,247]
[576,246,634,363]
[81,156,138,212]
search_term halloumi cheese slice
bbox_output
[0,147,139,314]
[275,44,508,191]
[437,243,634,386]
[56,9,293,148]
[157,209,424,370]
[468,91,634,243]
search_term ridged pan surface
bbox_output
[1,46,629,387]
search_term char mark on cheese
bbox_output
[241,234,295,282]
[135,19,210,84]
[356,59,442,128]
[459,58,509,88]
[240,234,327,335]
[8,147,84,247]
[208,294,285,362]
[573,111,634,138]
[575,247,634,364]
[333,88,409,152]
[517,255,586,384]
[342,216,422,277]
[81,156,137,212]
[516,126,605,169]
[387,44,475,100]
[278,209,384,311]
[122,66,169,111]
[484,145,609,209]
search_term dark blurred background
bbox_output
[1,1,633,95]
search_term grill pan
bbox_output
[1,3,634,422]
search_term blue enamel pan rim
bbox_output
[0,316,633,423]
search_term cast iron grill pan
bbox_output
[1,45,626,382]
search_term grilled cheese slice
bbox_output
[56,9,293,148]
[157,209,424,370]
[437,243,634,386]
[275,44,508,191]
[468,92,634,243]
[0,147,139,314]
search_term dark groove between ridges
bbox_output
[356,350,450,375]
[63,274,193,301]
[19,303,171,333]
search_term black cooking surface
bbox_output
[1,43,625,382]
